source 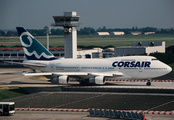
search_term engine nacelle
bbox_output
[89,76,105,85]
[51,76,69,84]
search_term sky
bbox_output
[0,0,174,30]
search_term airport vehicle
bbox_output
[16,27,172,86]
[0,102,15,115]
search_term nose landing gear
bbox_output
[146,79,151,86]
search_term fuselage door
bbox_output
[118,67,122,72]
[76,64,80,71]
[49,62,55,71]
[139,67,143,72]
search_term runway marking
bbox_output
[147,99,174,111]
[104,79,174,82]
[70,79,174,82]
[15,108,89,112]
[63,86,174,90]
[11,92,54,102]
[52,93,107,108]
[15,108,174,115]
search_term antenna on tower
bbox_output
[44,26,51,50]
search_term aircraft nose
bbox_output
[167,65,172,73]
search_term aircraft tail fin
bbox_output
[16,27,57,60]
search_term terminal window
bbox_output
[4,53,10,56]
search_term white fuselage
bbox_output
[24,56,172,80]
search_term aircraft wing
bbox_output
[23,71,123,77]
[5,61,47,67]
[23,73,52,76]
[88,72,123,76]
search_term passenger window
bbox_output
[152,59,158,61]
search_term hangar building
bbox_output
[96,32,110,35]
[131,32,141,35]
[110,32,125,35]
[114,41,165,57]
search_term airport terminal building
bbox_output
[0,41,165,67]
[0,47,103,66]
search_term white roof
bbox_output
[97,32,110,35]
[112,32,125,35]
[0,102,15,105]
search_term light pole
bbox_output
[44,26,51,50]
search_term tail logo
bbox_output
[20,32,33,47]
[19,31,56,60]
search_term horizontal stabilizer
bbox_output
[22,63,47,67]
[4,61,47,67]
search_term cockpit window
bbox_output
[152,58,158,61]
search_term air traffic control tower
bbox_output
[51,11,82,58]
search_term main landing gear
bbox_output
[146,79,151,86]
[79,80,91,86]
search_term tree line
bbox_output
[149,46,174,65]
[0,26,174,36]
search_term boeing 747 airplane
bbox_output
[16,27,172,86]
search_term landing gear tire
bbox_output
[146,82,151,86]
[146,79,151,86]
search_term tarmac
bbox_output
[1,92,174,111]
[0,68,174,120]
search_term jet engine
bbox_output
[51,76,69,84]
[89,76,105,85]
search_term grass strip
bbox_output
[0,86,27,101]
